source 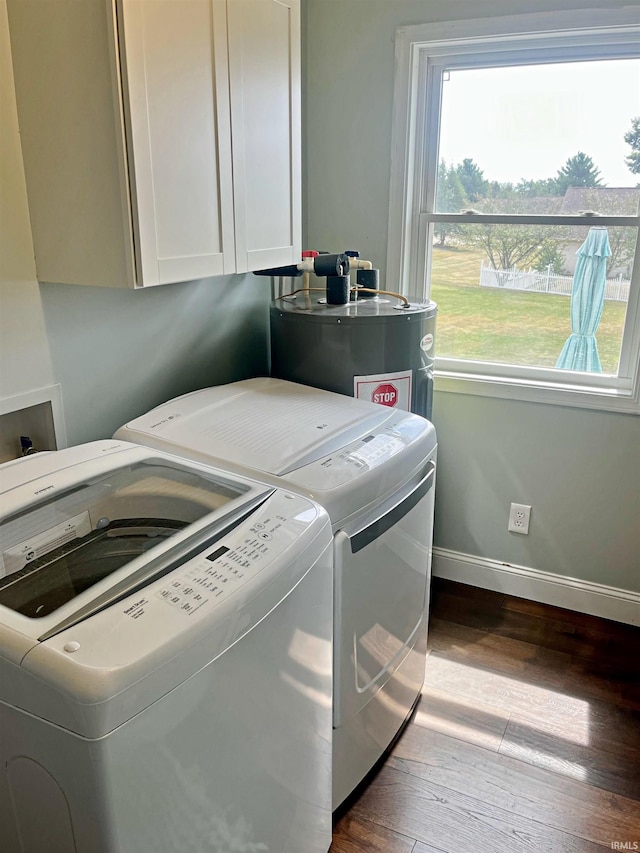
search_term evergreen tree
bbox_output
[515,178,560,197]
[487,181,515,199]
[624,117,640,175]
[555,152,604,194]
[434,161,467,246]
[455,158,488,201]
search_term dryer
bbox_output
[116,378,437,809]
[0,440,333,853]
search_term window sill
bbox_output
[434,368,640,415]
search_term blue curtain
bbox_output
[556,227,611,373]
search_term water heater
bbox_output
[270,297,437,420]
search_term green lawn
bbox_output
[430,246,627,374]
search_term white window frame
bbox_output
[388,9,640,414]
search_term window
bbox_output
[389,11,640,413]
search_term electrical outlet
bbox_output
[508,503,531,534]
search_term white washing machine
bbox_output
[116,378,437,809]
[0,440,333,853]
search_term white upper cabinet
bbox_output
[7,0,301,288]
[119,0,235,284]
[227,0,301,273]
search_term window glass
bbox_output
[432,223,636,373]
[431,57,639,379]
[435,60,640,217]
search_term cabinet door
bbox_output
[227,0,302,273]
[119,0,235,286]
[7,0,137,288]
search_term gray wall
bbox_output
[37,278,270,446]
[304,0,640,593]
[0,1,270,449]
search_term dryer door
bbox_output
[333,459,435,728]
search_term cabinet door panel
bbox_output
[7,0,136,288]
[119,0,235,285]
[228,0,301,273]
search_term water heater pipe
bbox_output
[346,258,373,271]
[294,256,373,274]
[273,287,409,306]
[351,288,409,306]
[273,288,327,301]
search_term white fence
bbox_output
[479,261,630,302]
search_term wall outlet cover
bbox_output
[508,503,531,534]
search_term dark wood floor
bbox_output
[331,578,640,853]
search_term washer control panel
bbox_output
[288,428,407,491]
[20,487,331,718]
[154,494,313,618]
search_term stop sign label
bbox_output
[372,383,398,407]
[354,371,411,411]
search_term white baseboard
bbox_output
[432,548,640,626]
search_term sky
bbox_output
[438,58,639,187]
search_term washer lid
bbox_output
[116,378,395,476]
[6,486,330,738]
[0,440,271,649]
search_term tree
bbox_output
[455,158,488,201]
[555,152,604,194]
[460,222,566,271]
[575,188,638,275]
[514,177,560,197]
[486,180,515,199]
[607,227,636,278]
[533,242,568,275]
[434,161,467,245]
[624,116,640,175]
[456,193,565,271]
